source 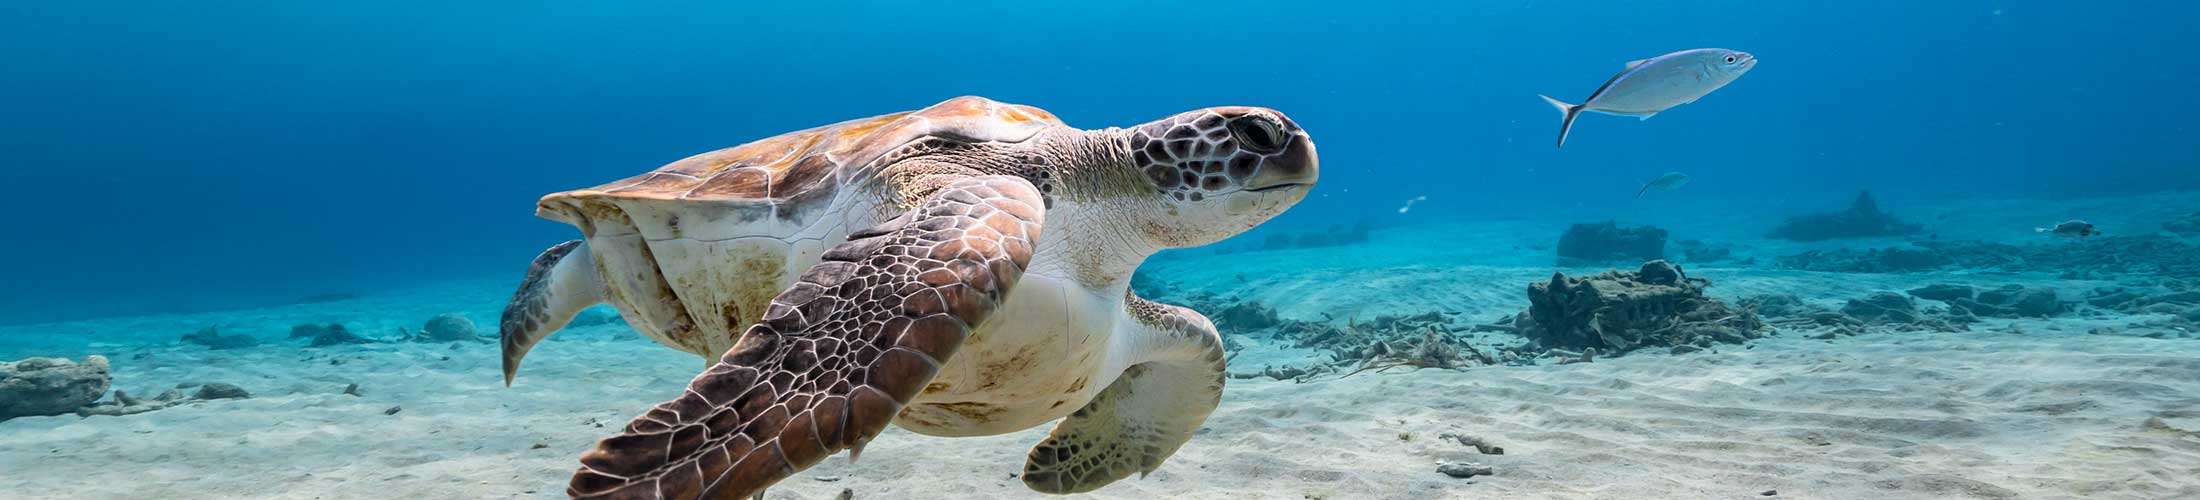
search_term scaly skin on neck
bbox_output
[1020,127,1165,295]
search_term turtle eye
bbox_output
[1229,116,1287,154]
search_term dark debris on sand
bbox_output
[180,326,259,350]
[292,323,374,347]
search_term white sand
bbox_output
[4,192,2198,499]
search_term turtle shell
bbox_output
[532,96,1064,358]
[539,96,1061,233]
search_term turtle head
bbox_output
[1123,107,1318,247]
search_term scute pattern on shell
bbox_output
[538,96,1063,212]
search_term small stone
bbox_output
[1436,462,1494,478]
[192,383,250,400]
[384,405,402,416]
[813,475,842,482]
[834,488,854,500]
[1760,489,1778,496]
[531,443,549,449]
[114,390,143,407]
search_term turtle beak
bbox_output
[1245,128,1318,193]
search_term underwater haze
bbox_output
[4,1,2200,499]
[4,0,2192,323]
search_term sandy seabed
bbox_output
[4,192,2198,500]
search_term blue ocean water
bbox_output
[3,1,2191,324]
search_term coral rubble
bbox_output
[1780,235,2200,279]
[1778,246,1948,273]
[1952,285,2066,318]
[1508,260,1762,353]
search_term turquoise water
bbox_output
[4,2,2198,499]
[3,1,2191,322]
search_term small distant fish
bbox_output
[2035,220,2100,239]
[1636,172,1690,197]
[1540,48,1758,148]
[1397,195,1427,213]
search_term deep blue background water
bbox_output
[3,1,2193,324]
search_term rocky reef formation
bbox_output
[1502,261,1763,354]
[1767,190,1922,241]
[1741,291,1975,337]
[1676,239,1735,263]
[1841,292,1974,331]
[1780,235,2200,279]
[1555,221,1667,264]
[291,322,373,346]
[2165,212,2200,236]
[2085,283,2200,314]
[1779,245,1948,273]
[1,356,111,421]
[1953,285,2066,318]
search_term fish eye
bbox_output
[1229,116,1287,154]
[1724,55,1737,64]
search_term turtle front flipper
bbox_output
[1022,294,1226,494]
[566,176,1046,500]
[499,240,605,386]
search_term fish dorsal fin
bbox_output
[1624,58,1650,71]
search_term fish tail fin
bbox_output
[1540,95,1582,148]
[1637,183,1652,198]
[2034,227,2048,233]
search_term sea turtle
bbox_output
[497,96,1318,499]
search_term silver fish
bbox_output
[1636,171,1690,197]
[2035,220,2099,239]
[1541,48,1758,148]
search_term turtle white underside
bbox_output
[584,182,1172,440]
[578,185,882,359]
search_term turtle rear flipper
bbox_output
[567,175,1046,500]
[499,240,604,385]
